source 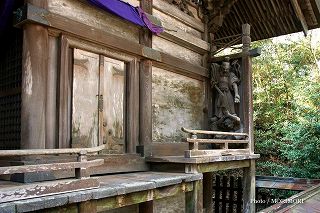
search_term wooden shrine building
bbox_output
[0,0,319,212]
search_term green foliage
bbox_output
[252,30,320,179]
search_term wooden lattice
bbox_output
[0,28,22,150]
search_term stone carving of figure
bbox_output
[210,57,241,132]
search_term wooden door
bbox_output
[100,56,125,154]
[72,49,100,148]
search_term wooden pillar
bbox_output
[139,200,154,213]
[139,0,153,156]
[21,0,48,149]
[126,60,140,153]
[241,23,254,152]
[46,36,58,149]
[242,23,256,213]
[186,180,203,213]
[203,172,213,213]
[243,160,256,213]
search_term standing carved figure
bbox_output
[210,57,241,132]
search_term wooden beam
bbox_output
[210,47,261,62]
[310,0,320,25]
[243,160,256,213]
[0,144,106,156]
[185,160,250,173]
[0,159,104,175]
[96,182,193,212]
[185,149,250,158]
[153,0,204,32]
[290,0,309,36]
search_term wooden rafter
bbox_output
[207,0,238,33]
[290,0,309,36]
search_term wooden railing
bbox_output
[0,145,106,178]
[181,127,250,158]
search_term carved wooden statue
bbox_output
[210,57,241,132]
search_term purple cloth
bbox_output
[0,0,15,34]
[87,0,163,35]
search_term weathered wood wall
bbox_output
[48,0,140,42]
[27,0,210,153]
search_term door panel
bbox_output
[72,49,99,148]
[101,57,125,154]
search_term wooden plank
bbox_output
[153,0,204,32]
[160,31,210,54]
[193,160,250,173]
[0,159,104,175]
[185,149,250,158]
[0,144,106,157]
[88,154,149,175]
[15,3,208,79]
[0,178,99,203]
[186,138,249,144]
[96,182,193,212]
[290,0,308,36]
[72,49,100,148]
[150,143,188,156]
[181,127,249,137]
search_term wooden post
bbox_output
[203,172,213,213]
[46,36,58,149]
[139,0,153,157]
[186,180,203,213]
[242,23,256,213]
[21,0,48,149]
[139,201,154,213]
[243,160,256,213]
[126,60,140,153]
[241,23,254,153]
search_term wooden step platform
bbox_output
[0,172,202,212]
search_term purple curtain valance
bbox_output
[87,0,163,35]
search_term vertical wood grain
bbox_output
[139,0,153,156]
